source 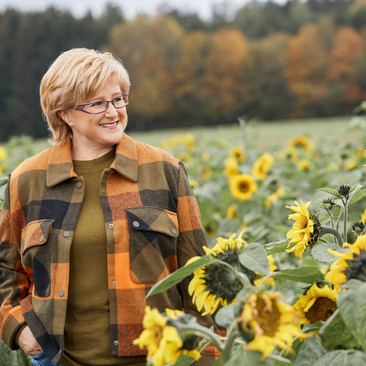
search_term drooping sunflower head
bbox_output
[252,153,275,180]
[187,232,254,315]
[229,174,258,201]
[237,291,304,360]
[133,306,201,366]
[286,200,320,259]
[293,282,338,324]
[325,234,366,290]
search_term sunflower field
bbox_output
[1,114,366,365]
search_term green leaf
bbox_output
[337,279,366,351]
[239,242,270,275]
[264,239,289,255]
[311,243,347,264]
[146,255,212,297]
[316,187,341,198]
[214,303,235,328]
[294,335,326,366]
[271,266,324,284]
[173,353,196,366]
[225,347,273,366]
[315,350,366,366]
[269,354,293,365]
[349,187,366,205]
[319,310,361,350]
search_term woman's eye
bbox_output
[114,96,122,102]
[90,101,103,107]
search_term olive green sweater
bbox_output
[61,150,145,366]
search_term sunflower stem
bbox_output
[343,203,348,243]
[179,324,224,353]
[221,321,238,362]
[319,226,343,246]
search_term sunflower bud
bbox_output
[337,184,351,199]
[322,198,336,211]
[352,221,365,235]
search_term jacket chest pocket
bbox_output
[126,206,179,284]
[21,219,54,297]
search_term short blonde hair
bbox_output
[40,48,130,144]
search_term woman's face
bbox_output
[61,78,128,159]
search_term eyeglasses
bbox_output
[73,94,129,114]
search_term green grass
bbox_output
[128,116,357,150]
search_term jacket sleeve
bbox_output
[0,176,28,349]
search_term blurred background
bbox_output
[0,0,366,141]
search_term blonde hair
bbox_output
[40,48,130,144]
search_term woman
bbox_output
[0,49,217,365]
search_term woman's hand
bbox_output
[18,325,43,356]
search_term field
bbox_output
[1,115,366,365]
[129,116,356,150]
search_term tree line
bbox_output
[1,0,366,141]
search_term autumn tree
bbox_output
[201,28,248,124]
[327,26,364,112]
[241,33,293,120]
[109,14,184,130]
[285,21,333,117]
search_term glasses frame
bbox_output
[73,93,129,114]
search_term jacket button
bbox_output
[109,223,114,228]
[39,235,45,242]
[132,221,140,228]
[171,228,177,235]
[113,340,118,346]
[59,290,65,297]
[63,231,71,238]
[76,181,82,189]
[112,281,117,285]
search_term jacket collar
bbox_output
[46,133,138,187]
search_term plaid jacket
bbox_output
[0,133,211,365]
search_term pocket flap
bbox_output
[126,207,178,238]
[21,219,54,253]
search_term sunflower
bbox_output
[229,145,246,162]
[286,200,320,259]
[298,159,311,171]
[254,255,278,287]
[264,185,284,207]
[133,306,201,366]
[224,158,239,176]
[360,208,366,223]
[226,204,238,219]
[252,153,275,179]
[294,283,337,324]
[229,174,257,201]
[288,135,313,151]
[186,232,253,315]
[325,234,366,291]
[237,292,303,360]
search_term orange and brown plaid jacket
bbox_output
[0,133,212,365]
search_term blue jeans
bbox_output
[31,350,62,366]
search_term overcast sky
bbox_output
[0,0,248,19]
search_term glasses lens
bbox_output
[113,94,129,108]
[84,101,108,114]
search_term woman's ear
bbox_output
[58,110,72,126]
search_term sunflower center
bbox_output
[345,250,366,282]
[305,297,337,323]
[152,325,163,346]
[299,217,309,230]
[255,297,280,337]
[238,181,250,193]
